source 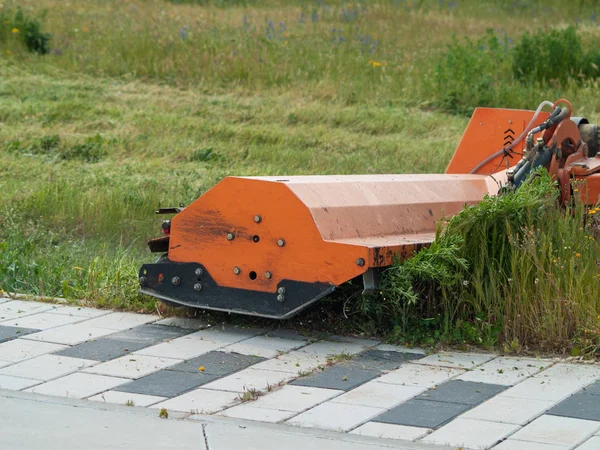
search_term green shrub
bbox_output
[1,7,52,54]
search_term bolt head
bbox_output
[276,294,285,302]
[356,258,365,267]
[233,267,241,275]
[277,287,286,294]
[264,271,272,279]
[277,239,285,247]
[193,283,202,291]
[254,215,262,223]
[227,232,235,241]
[139,276,147,286]
[171,276,181,286]
[194,268,203,276]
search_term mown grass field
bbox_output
[2,0,600,352]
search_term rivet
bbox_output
[356,258,365,267]
[264,271,272,279]
[277,238,285,247]
[139,276,147,286]
[233,267,241,275]
[194,268,203,276]
[277,287,286,295]
[171,276,181,286]
[276,294,285,302]
[193,283,202,291]
[254,215,262,223]
[227,232,235,241]
[509,120,513,124]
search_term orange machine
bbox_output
[139,100,600,318]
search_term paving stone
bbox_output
[0,354,96,381]
[251,350,328,375]
[0,297,9,304]
[0,325,41,343]
[501,364,600,403]
[168,351,265,375]
[153,388,239,413]
[375,344,427,355]
[457,357,551,386]
[286,401,385,432]
[417,380,505,405]
[494,440,570,450]
[264,329,311,341]
[154,317,210,330]
[24,372,129,399]
[548,393,600,421]
[202,368,295,393]
[47,305,111,318]
[222,335,308,359]
[422,417,520,449]
[373,399,471,428]
[55,338,149,362]
[290,361,381,391]
[462,395,554,425]
[0,300,54,321]
[0,359,12,368]
[412,352,495,369]
[510,415,600,447]
[297,341,367,358]
[88,391,166,407]
[107,324,192,344]
[1,312,85,330]
[83,312,158,330]
[82,354,182,379]
[350,422,432,441]
[377,363,464,388]
[577,436,600,450]
[114,369,219,397]
[134,336,225,360]
[582,381,600,396]
[0,339,67,362]
[244,385,342,412]
[333,381,425,408]
[22,324,119,345]
[219,404,293,423]
[327,335,381,347]
[0,374,43,390]
[355,349,424,369]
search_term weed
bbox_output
[125,400,135,406]
[326,352,354,366]
[238,387,261,402]
[159,408,168,418]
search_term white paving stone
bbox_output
[0,298,9,304]
[83,312,157,330]
[219,404,293,423]
[22,324,118,345]
[375,344,427,355]
[0,339,67,362]
[202,368,295,393]
[134,335,225,359]
[377,363,464,387]
[457,357,551,386]
[251,351,328,375]
[0,354,96,381]
[462,395,554,426]
[327,335,381,347]
[422,418,520,449]
[350,422,432,441]
[412,352,495,369]
[222,335,308,359]
[510,415,600,447]
[24,373,129,399]
[1,312,86,330]
[0,300,54,320]
[153,388,239,413]
[242,385,342,412]
[0,359,13,369]
[286,401,385,432]
[493,440,569,450]
[577,436,600,450]
[178,327,264,345]
[501,364,600,402]
[332,381,425,409]
[82,354,182,379]
[88,391,166,407]
[48,305,112,318]
[0,374,43,390]
[298,341,366,358]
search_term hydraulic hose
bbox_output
[469,100,556,174]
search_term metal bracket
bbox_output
[362,268,381,295]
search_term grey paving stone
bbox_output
[168,351,265,375]
[373,399,471,428]
[547,392,600,421]
[0,325,41,343]
[107,324,192,344]
[291,362,381,391]
[264,328,310,341]
[355,349,424,370]
[55,338,149,362]
[114,369,219,397]
[417,380,505,405]
[582,382,600,396]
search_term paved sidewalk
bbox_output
[1,297,600,449]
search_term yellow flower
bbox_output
[82,26,89,33]
[198,366,205,371]
[6,50,11,55]
[368,60,382,68]
[575,253,581,258]
[11,28,18,33]
[574,188,579,193]
[553,259,557,263]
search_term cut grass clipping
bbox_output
[373,169,600,355]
